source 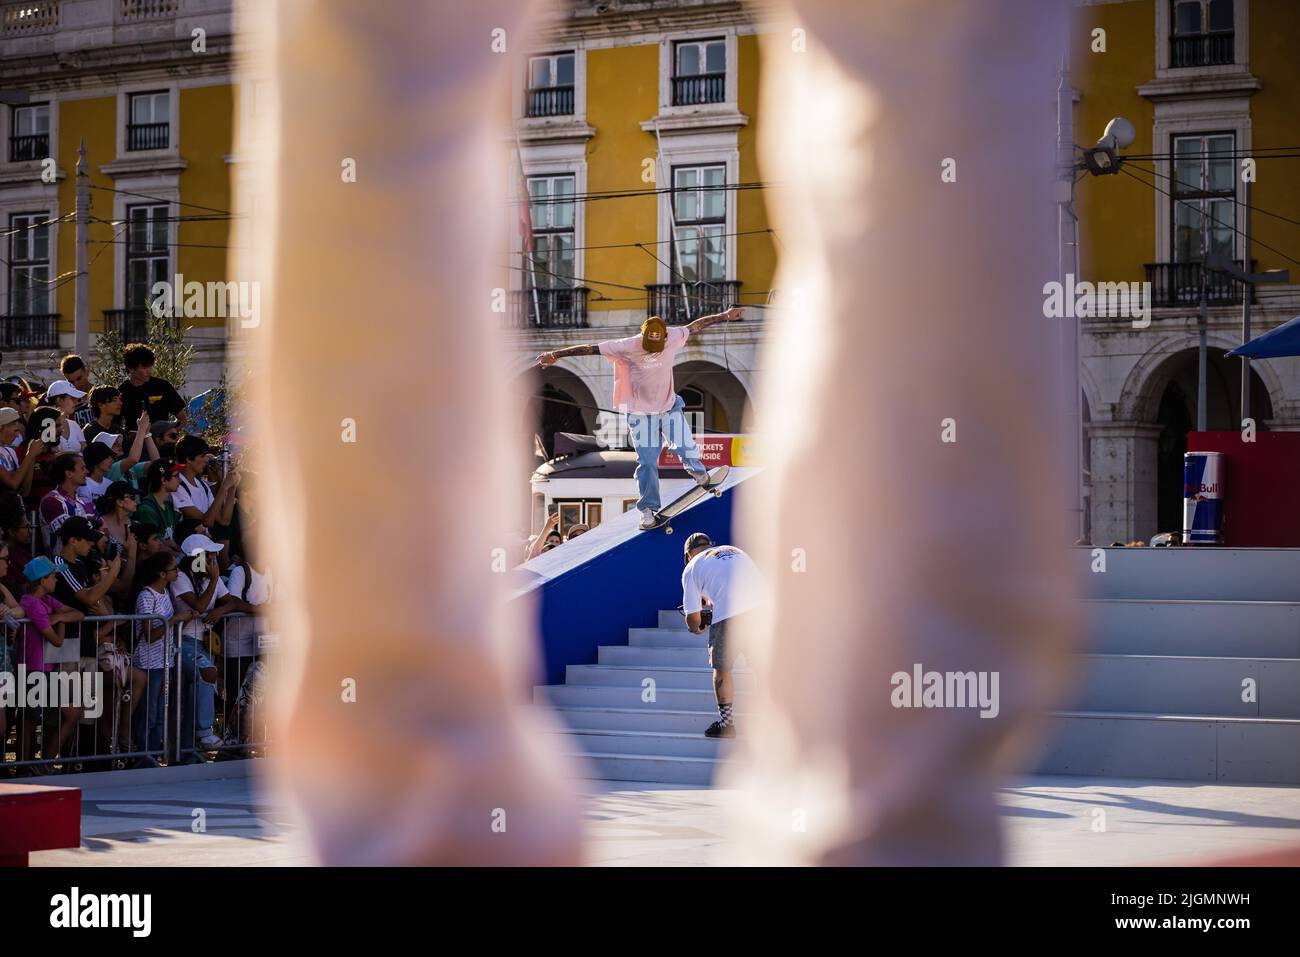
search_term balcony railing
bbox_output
[103,307,159,341]
[1,1,59,36]
[118,0,178,21]
[1144,260,1252,308]
[8,133,48,162]
[1170,32,1234,68]
[126,122,169,151]
[645,280,741,326]
[525,85,575,117]
[508,286,589,329]
[0,313,59,349]
[672,72,725,106]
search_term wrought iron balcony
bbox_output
[1170,32,1234,68]
[102,308,155,341]
[525,85,574,117]
[672,72,725,106]
[508,286,589,329]
[9,133,49,162]
[0,312,59,349]
[1144,260,1251,308]
[645,280,741,326]
[126,121,169,151]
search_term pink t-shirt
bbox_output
[18,593,65,673]
[598,326,689,414]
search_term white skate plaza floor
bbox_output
[25,761,1300,867]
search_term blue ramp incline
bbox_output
[512,468,759,687]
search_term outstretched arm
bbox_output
[686,306,743,336]
[535,344,599,366]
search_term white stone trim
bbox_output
[513,45,588,129]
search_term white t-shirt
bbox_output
[78,473,112,506]
[173,473,215,517]
[224,564,271,657]
[57,419,86,454]
[170,569,228,640]
[681,545,762,623]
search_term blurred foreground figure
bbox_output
[245,0,581,865]
[725,0,1080,864]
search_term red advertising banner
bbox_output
[660,436,733,469]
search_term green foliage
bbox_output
[90,302,196,397]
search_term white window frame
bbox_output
[654,137,738,285]
[514,48,587,125]
[671,163,728,285]
[5,210,55,316]
[1151,110,1250,264]
[1,95,58,168]
[116,84,180,157]
[510,147,586,294]
[1156,0,1248,76]
[112,182,179,311]
[1168,131,1236,265]
[526,172,578,289]
[658,29,739,116]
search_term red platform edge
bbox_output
[0,783,82,866]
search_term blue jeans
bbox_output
[626,394,706,512]
[179,635,216,740]
[134,669,166,755]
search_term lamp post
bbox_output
[1206,248,1291,423]
[1067,109,1136,541]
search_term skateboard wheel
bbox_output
[665,526,673,534]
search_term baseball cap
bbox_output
[47,380,87,400]
[640,315,668,354]
[683,532,713,561]
[176,434,218,461]
[93,431,122,448]
[181,533,224,555]
[95,481,138,511]
[23,555,69,581]
[58,516,99,543]
[150,418,180,441]
[0,407,20,427]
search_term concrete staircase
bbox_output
[1037,581,1300,784]
[534,609,743,784]
[536,549,1300,786]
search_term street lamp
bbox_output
[1081,116,1135,175]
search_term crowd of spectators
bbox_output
[0,346,272,776]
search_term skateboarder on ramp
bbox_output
[536,307,744,528]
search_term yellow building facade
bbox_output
[511,1,777,458]
[0,0,238,395]
[1071,0,1300,542]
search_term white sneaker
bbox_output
[691,469,711,487]
[196,732,223,749]
[639,508,656,530]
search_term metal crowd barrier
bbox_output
[1,610,272,777]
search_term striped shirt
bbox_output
[133,586,175,670]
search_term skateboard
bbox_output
[646,465,730,534]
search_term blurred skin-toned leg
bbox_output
[726,0,1080,865]
[247,0,582,865]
